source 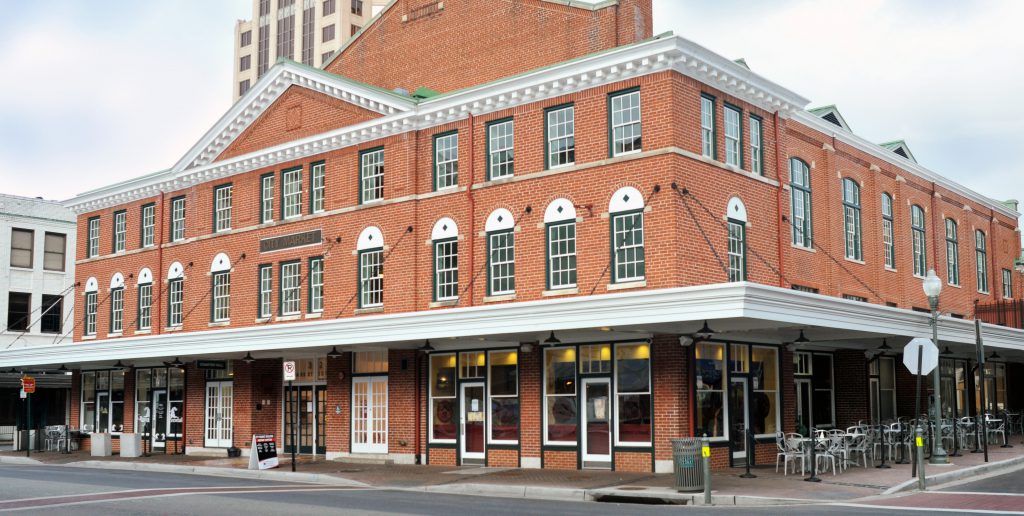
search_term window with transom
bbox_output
[842,178,862,260]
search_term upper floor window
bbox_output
[258,265,273,319]
[487,119,514,180]
[360,148,384,203]
[323,0,336,15]
[214,184,233,232]
[357,226,384,308]
[609,187,645,283]
[432,218,459,301]
[10,228,33,268]
[84,278,98,336]
[282,168,302,219]
[43,232,66,272]
[141,204,155,248]
[211,253,231,322]
[40,294,62,334]
[281,261,301,315]
[240,30,252,47]
[842,178,862,261]
[750,116,763,175]
[945,219,960,286]
[260,173,275,223]
[240,55,251,72]
[724,105,742,167]
[790,158,812,248]
[109,273,125,334]
[309,257,324,313]
[700,94,715,159]
[434,132,459,190]
[975,230,988,293]
[137,270,153,331]
[485,209,515,296]
[882,193,895,269]
[167,262,185,327]
[311,162,325,214]
[113,210,127,253]
[546,105,575,169]
[1003,269,1014,299]
[322,24,336,43]
[609,89,641,157]
[170,197,186,242]
[87,218,101,258]
[7,292,30,331]
[544,199,577,290]
[727,197,747,282]
[911,205,927,277]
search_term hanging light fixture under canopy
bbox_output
[989,351,1002,360]
[242,352,256,364]
[57,364,68,372]
[877,339,892,352]
[794,330,810,344]
[544,331,561,345]
[694,321,715,340]
[327,347,342,359]
[418,340,435,352]
[113,360,127,370]
[941,346,954,356]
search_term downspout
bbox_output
[466,113,476,306]
[773,112,786,287]
[155,193,165,336]
[412,126,422,462]
[931,181,940,273]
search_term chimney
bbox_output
[617,0,653,44]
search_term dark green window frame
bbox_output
[432,237,459,302]
[486,117,515,180]
[279,259,302,316]
[432,130,459,191]
[169,196,186,242]
[140,203,156,248]
[749,114,764,175]
[486,229,515,296]
[975,230,989,293]
[112,210,127,253]
[790,158,813,248]
[308,256,324,313]
[610,209,645,283]
[257,264,273,319]
[841,178,862,261]
[545,220,577,290]
[358,146,384,204]
[259,172,275,224]
[607,87,642,158]
[911,205,927,277]
[727,219,747,282]
[87,216,100,258]
[723,103,744,169]
[109,286,125,333]
[357,247,384,308]
[167,278,183,327]
[700,93,717,160]
[544,103,575,170]
[212,183,233,233]
[310,161,326,214]
[136,282,153,331]
[280,167,303,220]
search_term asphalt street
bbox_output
[0,464,1021,515]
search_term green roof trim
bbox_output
[733,58,750,70]
[878,139,917,163]
[412,86,441,99]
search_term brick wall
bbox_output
[834,350,869,428]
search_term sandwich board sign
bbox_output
[249,434,279,470]
[903,338,939,376]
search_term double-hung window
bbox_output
[280,261,301,315]
[546,105,575,169]
[487,230,515,296]
[700,94,715,158]
[137,282,152,331]
[211,272,230,322]
[260,173,275,223]
[1003,269,1013,299]
[547,221,577,289]
[728,219,746,282]
[110,287,124,333]
[10,228,33,268]
[609,89,641,156]
[85,291,98,336]
[214,184,233,232]
[170,197,186,242]
[113,210,127,253]
[911,205,927,276]
[310,162,325,213]
[282,168,302,219]
[434,238,459,301]
[975,230,988,293]
[842,178,862,261]
[167,278,184,327]
[359,247,383,308]
[882,194,895,269]
[258,265,273,319]
[612,210,645,283]
[724,105,742,167]
[87,217,100,258]
[308,257,323,313]
[141,204,155,248]
[790,158,812,248]
[487,119,514,180]
[360,148,384,203]
[945,219,960,285]
[750,116,763,175]
[434,132,459,190]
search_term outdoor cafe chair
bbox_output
[775,432,803,475]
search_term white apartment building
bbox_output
[233,0,389,100]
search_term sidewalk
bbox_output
[3,443,1023,506]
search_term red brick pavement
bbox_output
[860,492,1024,512]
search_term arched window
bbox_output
[727,198,747,282]
[790,158,812,248]
[210,254,231,323]
[485,209,516,296]
[544,199,578,290]
[167,262,185,327]
[911,205,927,276]
[84,277,98,336]
[945,219,960,286]
[881,194,895,269]
[109,273,125,334]
[432,218,459,301]
[609,187,645,283]
[358,226,385,308]
[137,268,153,331]
[975,230,989,293]
[842,178,862,261]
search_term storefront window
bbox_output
[354,350,388,374]
[544,347,577,444]
[811,354,834,427]
[695,342,725,439]
[81,372,96,432]
[460,352,485,379]
[579,344,611,374]
[488,351,518,443]
[976,362,1007,413]
[750,346,778,435]
[615,343,651,444]
[868,356,897,422]
[430,354,456,441]
[730,343,748,373]
[80,370,123,434]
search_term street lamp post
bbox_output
[923,269,948,465]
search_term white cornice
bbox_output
[1,283,1021,368]
[792,110,1019,221]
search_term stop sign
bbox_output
[21,376,36,394]
[903,338,939,376]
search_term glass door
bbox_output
[796,379,812,435]
[581,378,611,468]
[729,377,749,460]
[153,389,167,449]
[205,381,233,448]
[352,376,388,454]
[96,392,110,433]
[460,382,485,464]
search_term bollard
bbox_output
[876,424,890,469]
[805,427,821,483]
[916,427,926,491]
[740,429,757,479]
[702,435,712,506]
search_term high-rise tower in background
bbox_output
[233,0,389,100]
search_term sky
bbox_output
[0,0,1021,237]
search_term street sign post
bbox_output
[283,361,296,472]
[283,361,296,381]
[21,376,35,394]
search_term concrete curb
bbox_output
[0,456,43,465]
[883,454,1024,494]
[59,460,369,488]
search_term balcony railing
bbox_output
[976,299,1024,330]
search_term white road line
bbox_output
[939,491,1024,497]
[831,502,1024,515]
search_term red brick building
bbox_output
[3,0,1022,471]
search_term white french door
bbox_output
[352,376,388,454]
[205,381,233,448]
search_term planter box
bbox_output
[90,433,113,457]
[120,434,143,457]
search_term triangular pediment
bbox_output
[879,140,917,163]
[173,60,415,172]
[808,105,851,132]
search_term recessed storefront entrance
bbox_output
[728,377,749,460]
[581,378,611,468]
[460,382,485,464]
[205,381,233,448]
[284,386,326,454]
[352,376,387,454]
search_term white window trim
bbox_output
[546,105,575,169]
[610,90,642,158]
[214,185,233,232]
[724,105,741,167]
[488,119,514,180]
[542,346,577,446]
[282,168,303,220]
[360,149,384,203]
[309,257,324,313]
[611,211,645,283]
[751,345,782,439]
[428,352,457,444]
[171,198,186,242]
[612,342,652,447]
[486,350,519,446]
[212,272,231,322]
[434,132,459,190]
[434,239,459,302]
[280,262,301,316]
[311,162,326,213]
[487,230,515,296]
